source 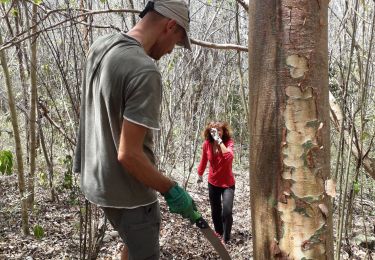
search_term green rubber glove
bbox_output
[163,183,201,223]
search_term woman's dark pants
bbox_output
[208,183,235,243]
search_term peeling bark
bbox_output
[249,0,333,259]
[278,71,326,258]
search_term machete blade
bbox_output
[195,217,231,260]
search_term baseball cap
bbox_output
[139,0,191,50]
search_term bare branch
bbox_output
[191,38,247,52]
[38,101,76,146]
[0,8,139,51]
[1,7,249,52]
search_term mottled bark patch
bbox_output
[286,55,308,78]
[278,84,326,258]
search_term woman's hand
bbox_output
[210,128,223,144]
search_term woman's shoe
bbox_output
[214,232,226,246]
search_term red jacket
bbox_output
[197,139,235,188]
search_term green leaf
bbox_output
[228,0,235,6]
[63,171,73,190]
[0,0,10,3]
[99,0,106,3]
[353,181,360,195]
[11,8,18,17]
[0,150,13,175]
[38,172,48,187]
[34,0,43,4]
[33,225,44,239]
[42,64,50,72]
[361,132,370,141]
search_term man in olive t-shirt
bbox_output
[74,1,199,259]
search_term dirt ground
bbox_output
[1,163,374,259]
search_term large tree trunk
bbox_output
[248,0,334,259]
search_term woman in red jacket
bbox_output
[197,121,235,244]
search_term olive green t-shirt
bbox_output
[75,33,161,208]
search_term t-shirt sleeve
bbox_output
[123,70,162,130]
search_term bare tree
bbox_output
[27,1,38,208]
[0,30,29,236]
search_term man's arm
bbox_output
[118,119,201,222]
[117,119,174,194]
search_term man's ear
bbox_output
[166,19,178,32]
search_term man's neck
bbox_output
[127,24,160,55]
[127,29,146,48]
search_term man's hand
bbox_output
[210,128,222,144]
[197,175,203,184]
[163,183,201,223]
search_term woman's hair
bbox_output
[202,121,232,143]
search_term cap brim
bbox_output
[178,29,191,51]
[183,35,192,51]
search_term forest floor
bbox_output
[1,163,375,259]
